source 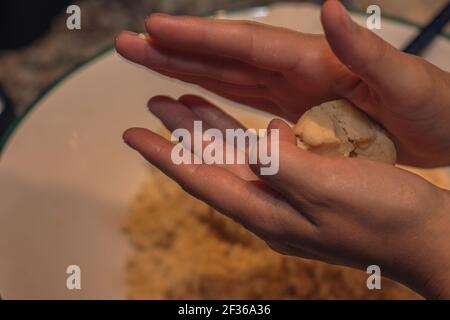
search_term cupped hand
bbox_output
[123,95,450,299]
[116,0,450,167]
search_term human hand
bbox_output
[123,95,450,299]
[116,0,450,167]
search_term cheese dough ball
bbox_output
[294,99,397,164]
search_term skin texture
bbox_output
[115,0,450,298]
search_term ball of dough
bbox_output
[293,99,397,164]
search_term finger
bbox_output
[122,128,314,240]
[115,32,289,117]
[178,94,259,181]
[145,13,321,71]
[116,31,287,118]
[156,70,285,117]
[178,95,247,133]
[148,96,255,179]
[147,95,205,135]
[147,95,218,159]
[115,31,270,86]
[249,119,331,213]
[321,0,425,101]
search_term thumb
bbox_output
[249,119,330,209]
[321,0,409,90]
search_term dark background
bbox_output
[0,1,71,50]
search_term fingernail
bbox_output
[148,95,174,105]
[147,96,174,113]
[122,130,133,147]
[122,30,139,37]
[115,30,138,44]
[138,33,149,40]
[337,1,356,32]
